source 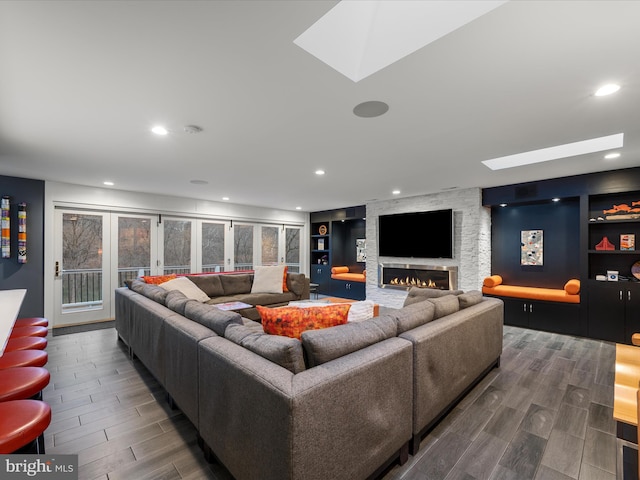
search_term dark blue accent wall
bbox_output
[490,199,580,289]
[0,175,45,317]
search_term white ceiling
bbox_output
[0,0,639,212]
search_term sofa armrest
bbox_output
[399,298,503,436]
[198,336,412,480]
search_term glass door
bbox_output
[54,209,111,326]
[113,214,157,287]
[284,226,301,273]
[200,220,228,272]
[161,218,195,274]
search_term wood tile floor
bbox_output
[43,325,620,480]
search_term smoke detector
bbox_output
[183,125,203,134]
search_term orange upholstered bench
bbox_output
[331,266,366,283]
[481,275,580,304]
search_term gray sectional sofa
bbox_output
[115,277,504,480]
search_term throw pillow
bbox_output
[483,275,503,288]
[142,274,177,285]
[251,265,285,294]
[258,304,350,339]
[159,276,210,302]
[564,279,580,295]
[282,266,289,292]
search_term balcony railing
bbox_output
[62,262,300,306]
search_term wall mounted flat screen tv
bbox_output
[378,209,453,258]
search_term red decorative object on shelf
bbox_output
[595,236,616,250]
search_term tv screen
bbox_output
[378,209,453,258]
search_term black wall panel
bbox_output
[491,199,580,289]
[0,175,45,317]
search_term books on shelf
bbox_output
[317,238,325,250]
[621,234,635,251]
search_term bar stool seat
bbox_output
[0,367,50,402]
[15,317,48,328]
[9,326,48,339]
[0,400,51,454]
[0,350,48,370]
[4,337,47,352]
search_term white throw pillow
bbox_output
[159,276,210,302]
[251,265,285,294]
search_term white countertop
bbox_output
[0,289,27,356]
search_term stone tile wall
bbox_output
[366,187,491,308]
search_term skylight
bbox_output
[481,133,624,170]
[294,0,508,82]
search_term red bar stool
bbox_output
[4,336,47,352]
[9,326,48,339]
[0,367,50,402]
[0,350,48,370]
[15,317,49,328]
[0,400,51,454]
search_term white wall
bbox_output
[43,181,309,323]
[365,188,491,308]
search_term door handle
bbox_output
[523,304,526,312]
[629,290,632,301]
[529,304,533,313]
[620,290,623,301]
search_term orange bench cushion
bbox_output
[481,276,580,304]
[331,266,366,283]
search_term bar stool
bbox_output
[0,350,48,370]
[4,336,47,352]
[14,317,49,328]
[9,326,48,339]
[0,400,51,454]
[0,367,50,402]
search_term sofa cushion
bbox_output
[225,323,306,374]
[257,304,350,339]
[160,277,210,302]
[141,283,169,304]
[428,294,460,319]
[251,265,285,294]
[186,274,225,297]
[403,287,464,307]
[165,290,191,316]
[301,315,397,368]
[387,300,435,334]
[458,290,483,309]
[184,301,242,336]
[221,274,252,295]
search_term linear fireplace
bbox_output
[378,263,458,291]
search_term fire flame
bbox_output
[389,276,437,288]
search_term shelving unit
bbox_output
[586,191,640,343]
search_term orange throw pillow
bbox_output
[483,275,503,288]
[142,274,177,285]
[564,279,580,295]
[282,266,289,292]
[258,304,350,339]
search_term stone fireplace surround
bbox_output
[365,188,491,309]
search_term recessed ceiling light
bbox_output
[103,181,114,186]
[222,197,230,201]
[552,198,560,202]
[353,101,389,118]
[604,152,621,160]
[595,84,620,96]
[481,133,624,170]
[190,179,208,185]
[392,189,401,195]
[499,203,507,207]
[315,169,325,176]
[151,126,168,135]
[295,206,302,210]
